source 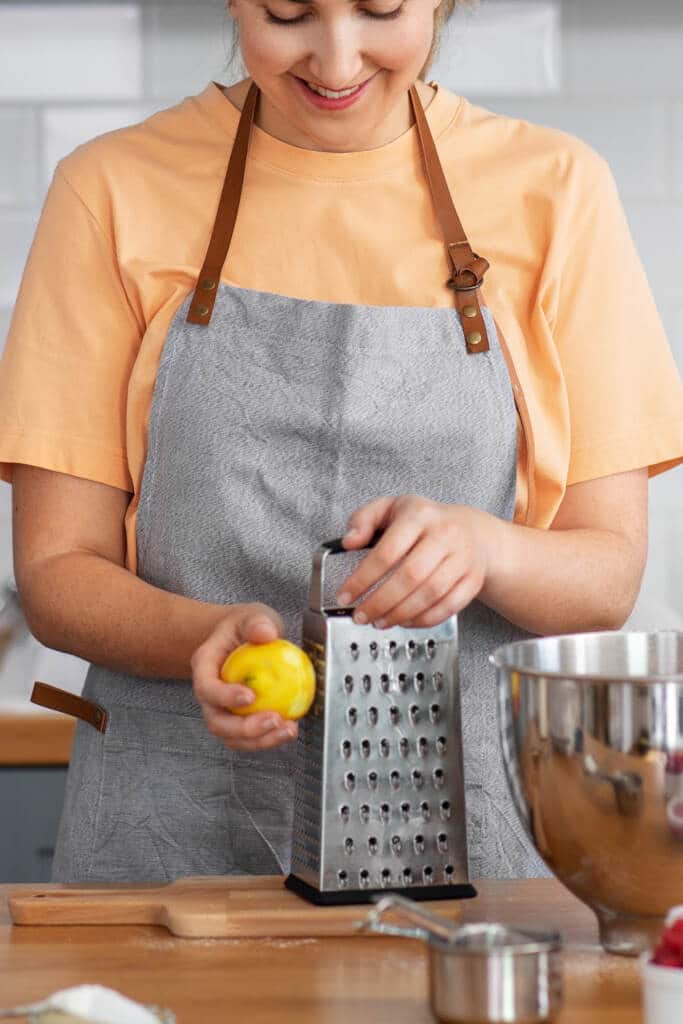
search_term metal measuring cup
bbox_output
[358,894,562,1023]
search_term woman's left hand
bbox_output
[335,495,499,629]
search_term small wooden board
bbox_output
[9,875,462,938]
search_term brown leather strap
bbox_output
[494,322,538,526]
[186,81,260,325]
[31,681,108,734]
[408,85,490,355]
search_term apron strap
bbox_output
[31,681,108,733]
[408,84,491,356]
[187,81,259,326]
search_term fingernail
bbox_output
[345,526,359,537]
[374,619,387,629]
[354,611,367,625]
[337,591,352,606]
[265,716,280,730]
[276,729,295,742]
[234,693,254,706]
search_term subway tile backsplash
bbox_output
[0,0,682,700]
[0,4,143,101]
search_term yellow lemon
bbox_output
[220,639,316,720]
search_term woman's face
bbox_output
[227,0,442,151]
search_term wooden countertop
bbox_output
[0,878,643,1022]
[0,713,75,765]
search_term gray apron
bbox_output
[51,84,547,884]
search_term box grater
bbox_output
[285,538,476,905]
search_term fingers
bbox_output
[340,496,395,550]
[336,517,423,613]
[404,571,485,629]
[203,705,299,752]
[365,553,469,628]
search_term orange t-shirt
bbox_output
[1,81,682,572]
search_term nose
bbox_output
[306,24,366,89]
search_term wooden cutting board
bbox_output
[9,875,463,938]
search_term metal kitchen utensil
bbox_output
[285,537,475,905]
[359,894,562,1024]
[492,630,683,956]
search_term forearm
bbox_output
[18,551,230,679]
[480,518,646,636]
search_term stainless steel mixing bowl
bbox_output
[491,631,683,956]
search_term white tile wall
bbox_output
[0,5,143,101]
[0,0,682,703]
[432,1,561,96]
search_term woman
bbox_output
[1,0,682,884]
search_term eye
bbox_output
[265,9,308,23]
[363,4,404,18]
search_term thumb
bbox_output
[238,603,285,645]
[342,496,395,549]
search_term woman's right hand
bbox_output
[191,604,299,752]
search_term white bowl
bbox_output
[640,952,683,1023]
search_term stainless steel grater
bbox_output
[285,537,476,905]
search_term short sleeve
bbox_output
[543,150,683,486]
[0,165,142,490]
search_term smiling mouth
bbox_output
[296,75,374,99]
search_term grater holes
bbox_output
[436,736,447,756]
[350,642,359,660]
[432,671,444,692]
[343,675,354,695]
[417,736,429,757]
[429,703,441,724]
[433,768,445,789]
[359,869,370,888]
[420,800,431,822]
[407,639,418,660]
[367,706,379,727]
[368,770,379,790]
[347,707,358,727]
[340,804,351,824]
[411,769,424,789]
[341,740,352,759]
[423,866,434,884]
[426,638,437,659]
[361,674,372,694]
[360,738,371,759]
[389,706,400,725]
[413,834,425,854]
[379,802,391,823]
[402,867,413,885]
[409,704,420,725]
[379,737,390,758]
[444,864,455,882]
[391,835,402,855]
[399,737,410,758]
[379,673,390,694]
[398,672,409,693]
[414,672,425,693]
[381,868,392,887]
[344,837,354,855]
[369,641,379,660]
[388,640,399,658]
[400,801,411,821]
[390,770,401,790]
[368,836,379,855]
[338,869,349,887]
[344,771,356,791]
[440,800,451,820]
[437,833,449,852]
[359,804,370,824]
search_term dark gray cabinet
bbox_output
[0,766,67,882]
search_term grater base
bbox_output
[285,874,477,906]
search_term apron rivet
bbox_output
[200,278,217,292]
[195,304,210,317]
[462,305,478,319]
[467,331,483,346]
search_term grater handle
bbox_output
[308,531,384,613]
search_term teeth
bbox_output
[306,81,362,99]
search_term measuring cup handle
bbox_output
[308,530,384,612]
